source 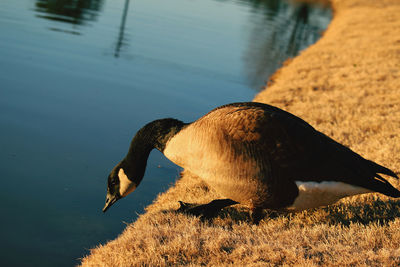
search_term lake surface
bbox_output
[0,0,331,266]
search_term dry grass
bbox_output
[80,0,400,266]
[81,172,400,266]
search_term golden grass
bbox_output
[82,172,400,266]
[80,0,400,265]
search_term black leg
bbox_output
[178,199,238,219]
[250,207,264,224]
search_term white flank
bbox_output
[287,181,371,211]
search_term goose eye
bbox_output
[108,176,116,188]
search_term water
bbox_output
[0,0,331,266]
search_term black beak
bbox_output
[102,193,118,212]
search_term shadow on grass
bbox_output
[320,198,400,226]
[166,198,400,227]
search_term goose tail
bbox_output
[362,160,400,198]
[372,174,400,198]
[368,160,399,179]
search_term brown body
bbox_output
[163,103,399,211]
[103,102,399,215]
[164,104,294,209]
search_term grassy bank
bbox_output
[80,0,400,265]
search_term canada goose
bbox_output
[102,102,399,222]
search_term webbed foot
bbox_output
[177,199,238,220]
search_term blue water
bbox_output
[0,0,331,265]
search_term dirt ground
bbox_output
[80,0,400,265]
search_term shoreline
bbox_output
[81,0,400,265]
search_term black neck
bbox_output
[121,118,186,183]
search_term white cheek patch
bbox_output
[118,168,136,197]
[287,181,371,211]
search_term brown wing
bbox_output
[241,103,400,198]
[197,102,399,200]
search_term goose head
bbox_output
[102,162,138,212]
[102,118,186,212]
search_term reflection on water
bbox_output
[115,0,130,57]
[33,0,330,89]
[244,0,330,88]
[35,0,130,55]
[0,0,331,266]
[35,0,103,34]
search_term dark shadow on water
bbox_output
[34,0,131,55]
[35,0,104,25]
